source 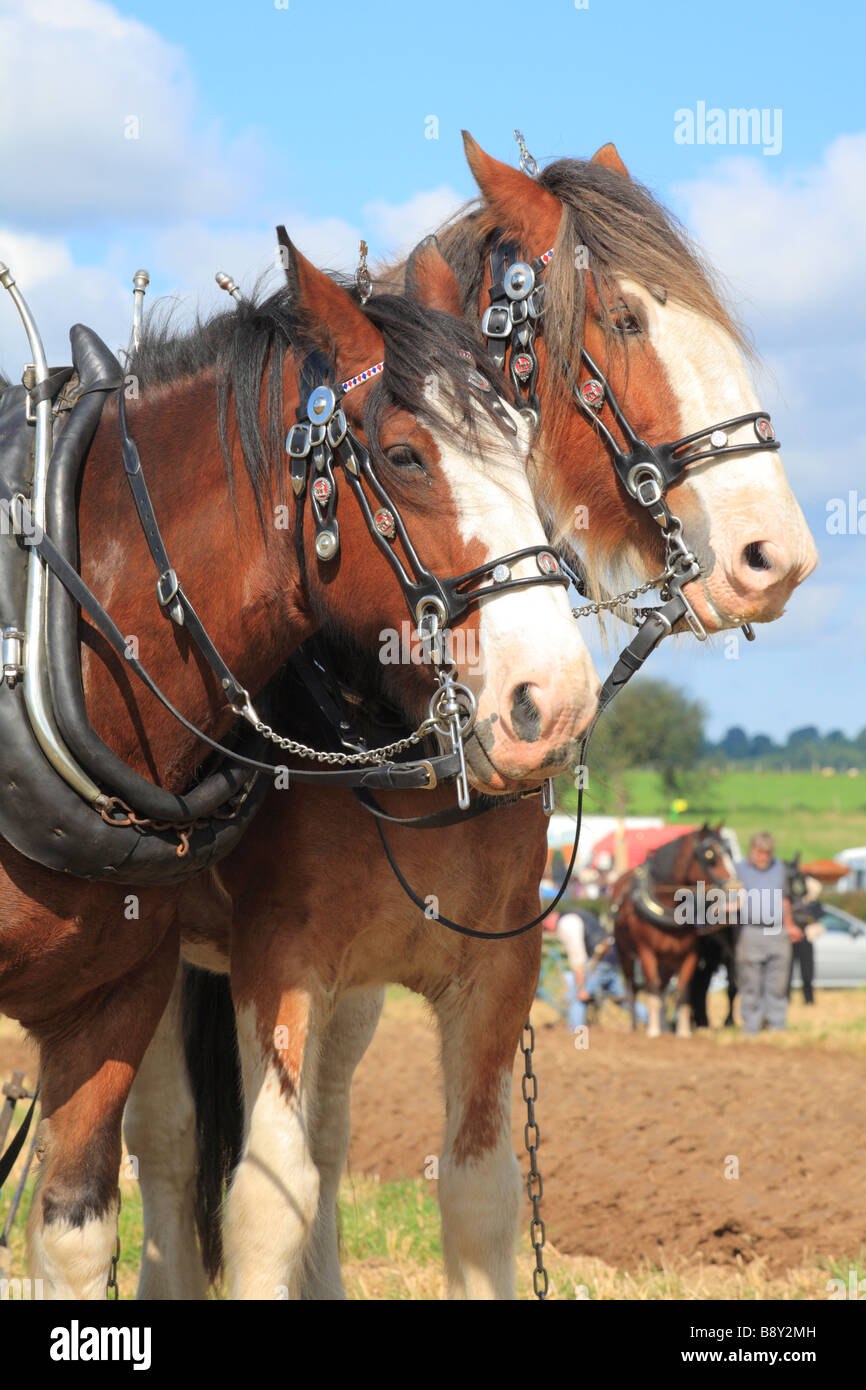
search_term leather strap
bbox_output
[0,1085,38,1194]
[371,734,589,940]
[354,785,499,829]
[352,783,541,830]
[27,368,74,406]
[118,393,248,708]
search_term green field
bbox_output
[571,767,866,861]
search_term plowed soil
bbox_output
[347,1009,865,1276]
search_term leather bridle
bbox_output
[482,238,783,648]
[282,342,572,808]
[4,322,573,821]
[286,346,569,634]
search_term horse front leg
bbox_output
[299,985,385,1301]
[224,959,322,1300]
[635,940,664,1038]
[675,948,699,1038]
[619,944,639,1031]
[123,963,209,1300]
[26,929,179,1299]
[725,930,739,1026]
[433,960,535,1301]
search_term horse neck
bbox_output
[647,838,690,889]
[76,370,312,790]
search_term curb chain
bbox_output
[251,719,425,765]
[571,566,671,619]
[520,1019,548,1299]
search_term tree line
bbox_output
[561,680,865,813]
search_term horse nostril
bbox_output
[743,541,773,573]
[510,682,542,743]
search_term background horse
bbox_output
[613,825,739,1037]
[9,241,596,1299]
[123,124,820,1298]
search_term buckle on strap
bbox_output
[411,759,438,790]
[156,568,179,607]
[156,568,184,625]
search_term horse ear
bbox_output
[405,236,463,315]
[461,131,563,252]
[279,229,382,369]
[591,142,630,177]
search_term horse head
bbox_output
[450,134,817,634]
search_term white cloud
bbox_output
[0,0,250,227]
[364,187,466,262]
[674,133,866,322]
[0,226,131,372]
[0,181,464,370]
[674,136,866,506]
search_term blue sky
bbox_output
[1,0,864,741]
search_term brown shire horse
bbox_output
[5,243,596,1296]
[613,825,740,1037]
[124,137,817,1300]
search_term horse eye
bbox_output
[613,311,642,335]
[385,444,425,471]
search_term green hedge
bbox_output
[823,890,866,919]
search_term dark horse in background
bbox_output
[690,854,823,1028]
[613,825,740,1037]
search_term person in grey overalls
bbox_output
[735,832,803,1032]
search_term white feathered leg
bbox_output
[300,985,385,1299]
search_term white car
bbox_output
[790,904,866,988]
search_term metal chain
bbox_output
[571,506,702,622]
[250,717,427,765]
[106,1193,121,1299]
[520,1019,548,1299]
[247,634,467,769]
[571,565,671,619]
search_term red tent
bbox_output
[799,858,849,884]
[591,824,696,872]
